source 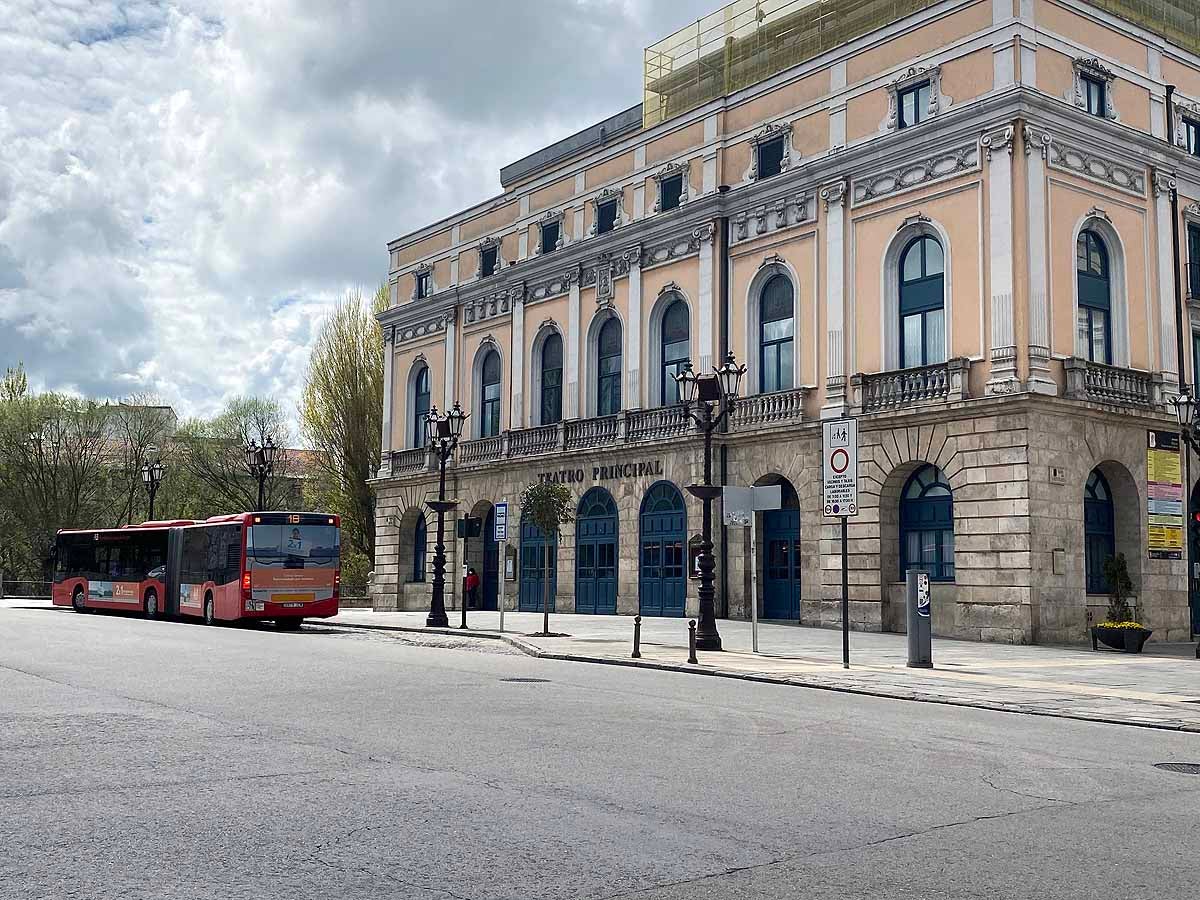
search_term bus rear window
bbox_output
[248,525,339,563]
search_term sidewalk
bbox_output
[329,608,1200,732]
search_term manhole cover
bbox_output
[500,677,550,684]
[1154,763,1200,775]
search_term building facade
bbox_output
[372,0,1200,645]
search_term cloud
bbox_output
[0,0,716,429]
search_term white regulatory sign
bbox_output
[494,501,508,543]
[822,418,859,517]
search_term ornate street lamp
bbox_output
[245,436,278,512]
[140,444,166,521]
[1172,392,1199,451]
[425,402,469,629]
[675,351,746,651]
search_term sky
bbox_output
[0,0,717,433]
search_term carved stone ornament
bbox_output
[820,180,848,210]
[474,235,502,278]
[1028,130,1146,196]
[595,259,615,307]
[899,213,932,231]
[1153,171,1178,197]
[652,161,690,213]
[1184,202,1200,221]
[528,268,576,303]
[1172,97,1200,150]
[410,262,434,301]
[748,121,794,180]
[533,209,566,256]
[659,280,682,296]
[980,124,1015,161]
[1070,58,1118,121]
[462,288,512,325]
[382,324,396,346]
[396,312,451,344]
[730,192,810,243]
[852,144,979,206]
[1022,123,1053,159]
[1085,206,1112,224]
[588,187,626,236]
[885,65,946,131]
[640,228,709,270]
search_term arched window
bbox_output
[1077,230,1112,365]
[899,236,946,368]
[412,515,427,582]
[660,299,690,405]
[540,332,563,425]
[759,275,794,393]
[1084,469,1115,595]
[597,317,622,416]
[480,349,501,437]
[411,365,431,448]
[900,465,954,582]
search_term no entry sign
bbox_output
[822,419,858,517]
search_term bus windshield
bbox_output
[247,524,339,567]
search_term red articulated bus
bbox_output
[53,512,340,628]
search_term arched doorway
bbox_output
[1084,469,1115,597]
[575,488,618,615]
[759,476,800,620]
[519,519,557,612]
[900,465,955,582]
[639,481,686,617]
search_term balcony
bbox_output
[1064,358,1163,410]
[851,358,970,414]
[382,386,811,477]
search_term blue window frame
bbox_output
[1084,470,1115,595]
[413,515,427,582]
[480,350,501,437]
[900,465,955,582]
[412,365,430,447]
[1082,75,1106,117]
[660,299,690,404]
[898,81,931,129]
[1076,230,1111,365]
[759,275,794,393]
[597,318,622,416]
[540,332,563,425]
[899,236,946,368]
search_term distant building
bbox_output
[372,0,1200,644]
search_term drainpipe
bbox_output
[717,187,731,620]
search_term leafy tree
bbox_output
[300,284,387,561]
[2,364,27,402]
[519,480,573,635]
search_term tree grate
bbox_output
[1154,763,1200,775]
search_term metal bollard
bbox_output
[632,615,642,659]
[688,619,698,664]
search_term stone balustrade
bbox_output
[852,358,970,414]
[388,447,428,476]
[731,386,811,429]
[1063,357,1162,409]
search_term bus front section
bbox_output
[243,514,340,623]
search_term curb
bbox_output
[327,620,1200,735]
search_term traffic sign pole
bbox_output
[823,419,858,670]
[494,501,509,632]
[841,517,849,669]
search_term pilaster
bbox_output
[379,325,395,476]
[983,124,1020,395]
[821,180,848,418]
[567,269,582,419]
[1154,170,1181,394]
[511,285,526,429]
[443,307,458,408]
[697,223,715,372]
[625,245,643,407]
[1022,124,1056,395]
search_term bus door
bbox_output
[163,528,184,616]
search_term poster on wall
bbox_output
[1147,430,1184,560]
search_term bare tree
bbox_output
[108,393,178,526]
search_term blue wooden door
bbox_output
[575,488,618,615]
[639,482,687,617]
[762,509,800,620]
[519,520,556,612]
[482,506,498,611]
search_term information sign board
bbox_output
[1147,431,1183,560]
[822,419,859,517]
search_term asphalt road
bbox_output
[3,606,1200,900]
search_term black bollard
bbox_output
[688,619,698,664]
[632,615,642,659]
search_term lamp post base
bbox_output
[694,633,723,652]
[426,611,449,629]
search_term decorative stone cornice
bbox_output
[1018,123,1145,195]
[980,124,1015,161]
[731,192,811,244]
[851,143,978,206]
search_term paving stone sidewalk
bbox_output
[328,608,1200,732]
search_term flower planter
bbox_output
[1091,625,1153,654]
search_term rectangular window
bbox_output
[898,81,930,129]
[1189,224,1200,299]
[540,220,559,254]
[659,174,683,212]
[1185,119,1200,157]
[1082,75,1106,117]
[1077,306,1111,365]
[416,271,431,299]
[1193,331,1200,387]
[480,245,498,278]
[597,199,618,235]
[755,137,785,178]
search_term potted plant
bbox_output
[1090,553,1153,653]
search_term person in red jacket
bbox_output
[465,567,480,609]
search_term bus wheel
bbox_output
[72,587,86,613]
[203,596,216,626]
[144,589,158,619]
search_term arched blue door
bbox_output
[482,506,498,611]
[575,488,618,614]
[519,520,556,612]
[1084,470,1114,596]
[639,482,687,617]
[761,479,800,620]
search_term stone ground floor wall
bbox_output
[369,394,1194,645]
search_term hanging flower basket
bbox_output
[1091,623,1153,654]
